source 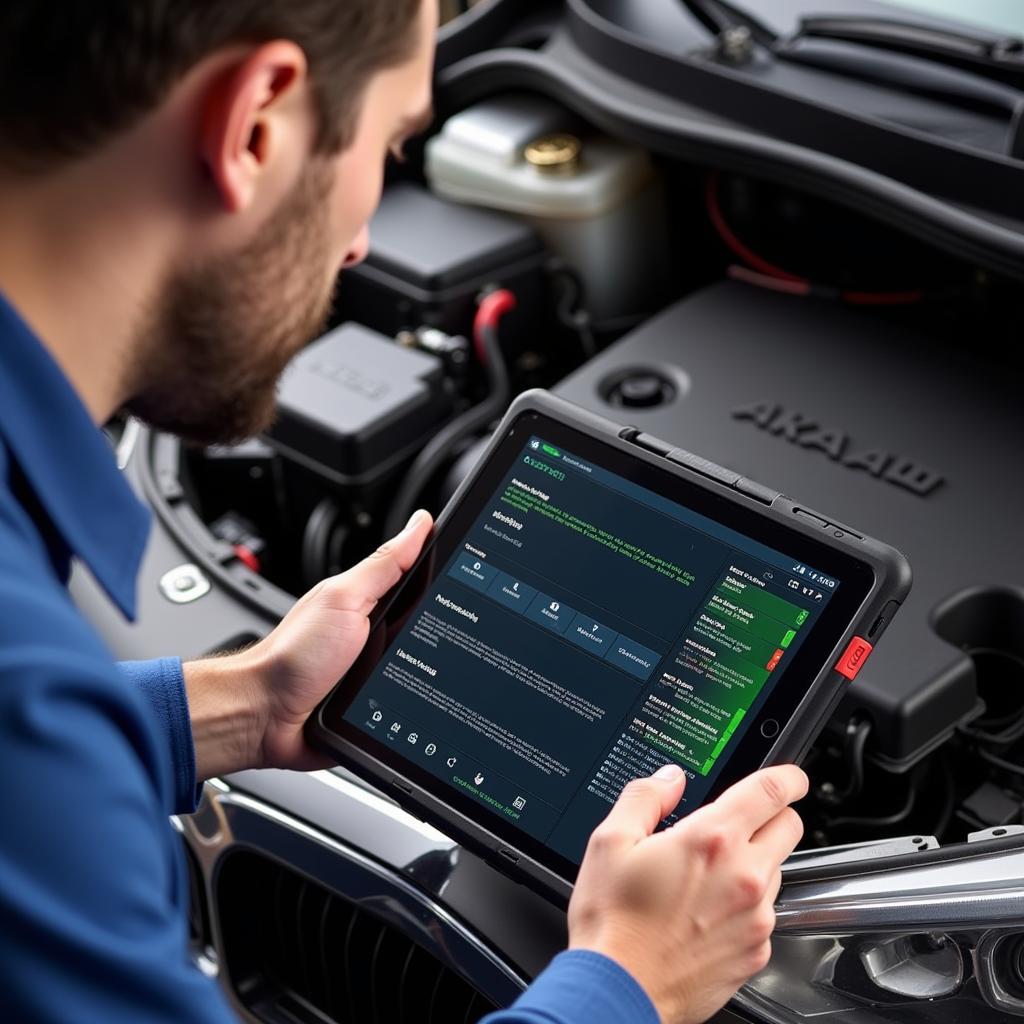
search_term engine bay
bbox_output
[47,3,1024,1019]
[87,79,1024,859]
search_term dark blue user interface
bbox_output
[345,437,839,864]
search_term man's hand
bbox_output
[569,763,808,1024]
[183,509,433,779]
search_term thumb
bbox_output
[598,764,687,845]
[329,509,433,610]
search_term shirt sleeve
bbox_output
[0,574,237,1023]
[483,950,660,1024]
[119,657,201,815]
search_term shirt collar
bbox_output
[0,292,150,619]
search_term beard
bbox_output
[125,160,336,447]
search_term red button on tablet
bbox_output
[836,636,873,680]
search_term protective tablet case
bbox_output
[310,389,912,905]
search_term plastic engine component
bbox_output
[336,182,547,340]
[555,282,1024,768]
[266,322,451,487]
[425,93,668,319]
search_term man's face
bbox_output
[127,0,437,446]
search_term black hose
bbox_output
[548,260,597,358]
[978,746,1024,778]
[957,647,1024,744]
[819,718,871,806]
[824,784,916,830]
[302,497,341,587]
[382,318,510,538]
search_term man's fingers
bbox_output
[711,765,809,837]
[593,765,687,848]
[749,806,804,865]
[331,509,432,604]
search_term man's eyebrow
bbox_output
[401,103,435,137]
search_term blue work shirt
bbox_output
[0,292,657,1024]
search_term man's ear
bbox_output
[200,41,310,214]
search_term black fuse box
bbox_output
[336,182,547,340]
[266,322,452,488]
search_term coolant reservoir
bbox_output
[425,95,669,321]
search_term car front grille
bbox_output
[215,849,498,1024]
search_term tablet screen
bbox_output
[333,418,862,871]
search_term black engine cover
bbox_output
[554,282,1024,767]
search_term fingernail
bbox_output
[402,509,426,533]
[655,764,684,781]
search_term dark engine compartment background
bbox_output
[72,6,1024,1015]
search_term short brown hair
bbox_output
[0,0,423,173]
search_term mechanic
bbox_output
[0,2,807,1022]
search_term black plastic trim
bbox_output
[567,0,1024,218]
[435,46,1024,280]
[138,428,293,622]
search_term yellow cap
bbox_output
[524,133,583,175]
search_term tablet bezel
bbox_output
[312,394,905,901]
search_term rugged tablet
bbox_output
[310,390,911,904]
